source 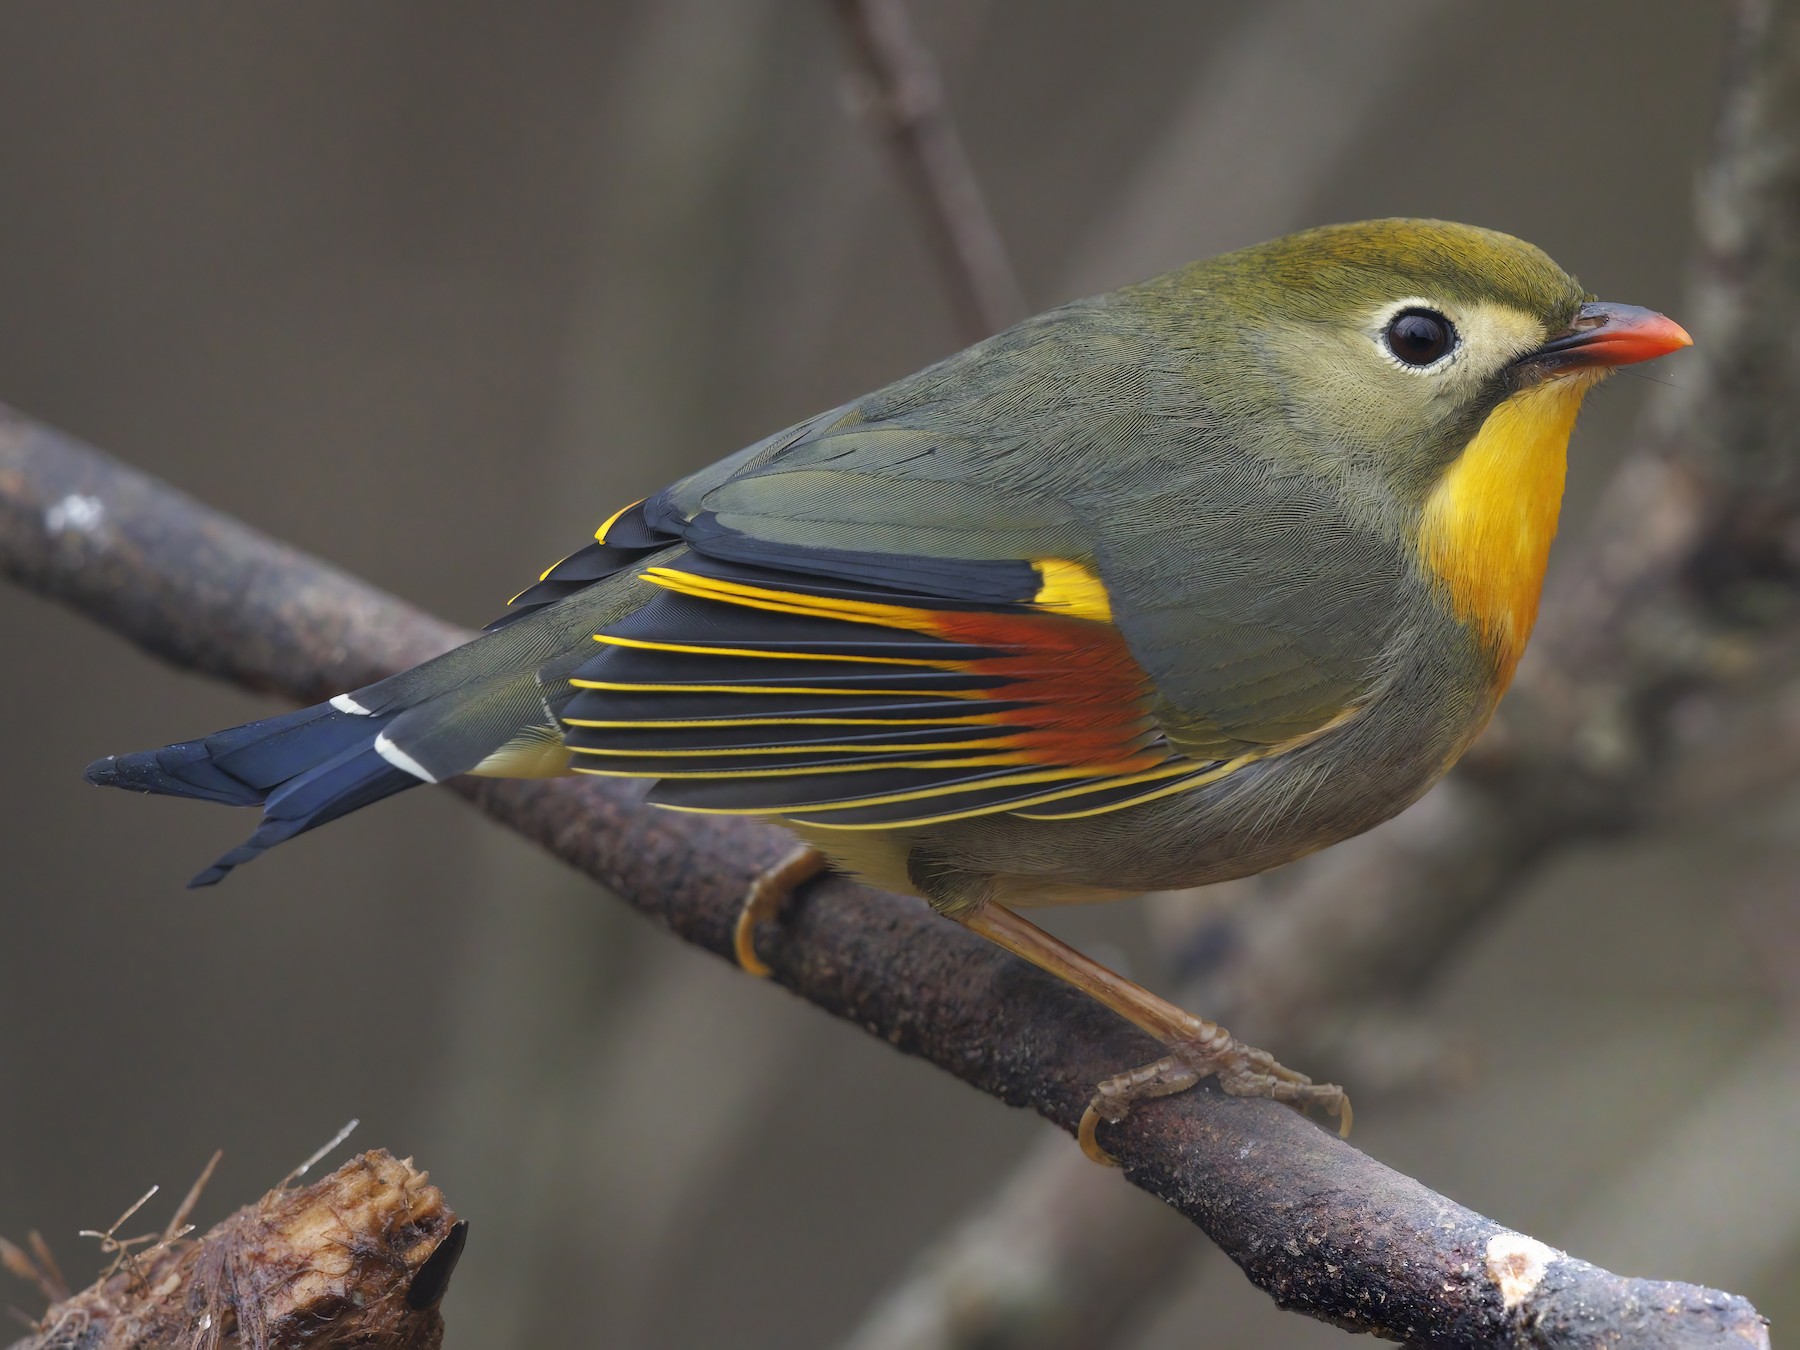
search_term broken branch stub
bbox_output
[2,1150,463,1350]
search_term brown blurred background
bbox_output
[2,2,1791,1346]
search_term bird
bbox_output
[85,219,1691,1160]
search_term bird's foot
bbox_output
[955,903,1351,1165]
[733,844,829,978]
[1078,1024,1351,1166]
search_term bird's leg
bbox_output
[959,903,1350,1165]
[733,844,829,978]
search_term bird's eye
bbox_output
[1383,309,1456,367]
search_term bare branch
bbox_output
[0,409,1770,1345]
[828,0,1026,340]
[2,1151,461,1350]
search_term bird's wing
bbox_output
[506,411,1364,831]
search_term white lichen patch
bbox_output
[45,492,104,534]
[1485,1231,1558,1310]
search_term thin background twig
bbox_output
[829,0,1026,340]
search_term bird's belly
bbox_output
[783,818,1137,910]
[782,757,1417,913]
[886,755,1424,906]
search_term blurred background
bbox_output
[2,2,1792,1346]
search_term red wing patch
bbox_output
[558,555,1235,829]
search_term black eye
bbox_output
[1383,308,1456,367]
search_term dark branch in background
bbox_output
[1179,0,1800,1055]
[837,0,1800,1343]
[842,1126,1194,1350]
[2,1151,461,1350]
[0,0,1791,1342]
[828,0,1027,340]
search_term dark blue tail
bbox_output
[85,702,420,887]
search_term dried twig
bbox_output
[0,1238,64,1311]
[828,0,1026,340]
[1,1151,462,1350]
[164,1151,223,1245]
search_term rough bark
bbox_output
[2,1151,462,1350]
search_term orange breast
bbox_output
[1416,373,1599,684]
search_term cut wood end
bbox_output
[1484,1230,1558,1311]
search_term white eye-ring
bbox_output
[1374,298,1460,372]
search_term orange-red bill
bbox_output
[1532,301,1693,371]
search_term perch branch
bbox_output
[2,1151,462,1350]
[0,417,1770,1346]
[827,0,1026,340]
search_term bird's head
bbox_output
[1179,217,1690,483]
[1160,217,1691,679]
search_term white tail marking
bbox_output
[375,732,437,782]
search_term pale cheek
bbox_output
[1292,345,1436,450]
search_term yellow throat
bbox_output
[1418,373,1600,683]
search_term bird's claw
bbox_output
[733,844,828,978]
[1078,1030,1350,1166]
